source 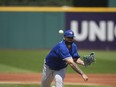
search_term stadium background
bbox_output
[0,0,116,50]
[0,0,116,87]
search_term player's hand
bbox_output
[81,74,88,81]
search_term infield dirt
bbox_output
[0,73,116,86]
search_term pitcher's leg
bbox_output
[54,68,66,87]
[41,64,54,87]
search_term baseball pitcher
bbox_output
[41,29,95,87]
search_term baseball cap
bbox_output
[64,30,74,37]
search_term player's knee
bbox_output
[55,75,63,84]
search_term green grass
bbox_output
[0,84,115,87]
[0,49,49,73]
[0,49,116,74]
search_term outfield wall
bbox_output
[0,7,116,50]
[0,8,65,49]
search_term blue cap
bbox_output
[64,30,74,37]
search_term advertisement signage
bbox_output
[66,12,116,50]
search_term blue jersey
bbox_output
[45,41,80,70]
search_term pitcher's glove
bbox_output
[83,52,95,66]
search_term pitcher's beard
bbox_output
[65,41,73,45]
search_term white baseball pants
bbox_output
[41,63,66,87]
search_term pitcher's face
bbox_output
[64,37,74,44]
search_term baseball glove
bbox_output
[83,52,95,66]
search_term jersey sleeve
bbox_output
[73,44,80,58]
[57,45,71,60]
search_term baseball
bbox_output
[59,30,64,34]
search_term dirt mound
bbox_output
[0,73,116,86]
